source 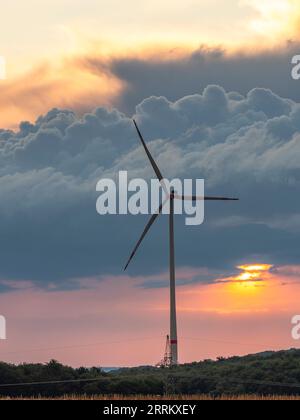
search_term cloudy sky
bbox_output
[0,0,300,367]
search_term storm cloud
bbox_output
[101,42,300,114]
[1,84,300,289]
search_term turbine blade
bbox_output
[124,201,166,271]
[133,119,164,182]
[175,194,239,201]
[205,196,239,201]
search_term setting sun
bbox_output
[229,264,273,290]
[238,265,273,272]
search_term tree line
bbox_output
[1,349,300,397]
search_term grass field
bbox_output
[1,394,300,400]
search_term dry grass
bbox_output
[1,394,300,400]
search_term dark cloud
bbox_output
[1,85,300,288]
[92,43,300,115]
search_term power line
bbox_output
[0,336,162,357]
[0,374,300,390]
[182,336,285,348]
[0,336,288,357]
[0,377,108,388]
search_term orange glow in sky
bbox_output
[0,264,299,366]
[244,0,300,40]
[178,263,296,316]
[0,0,300,129]
[232,264,273,289]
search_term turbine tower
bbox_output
[124,120,238,366]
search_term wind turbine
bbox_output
[124,120,238,366]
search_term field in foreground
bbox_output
[1,394,300,400]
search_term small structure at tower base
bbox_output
[156,335,173,367]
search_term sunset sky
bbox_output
[0,264,299,367]
[1,0,300,128]
[1,0,300,367]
